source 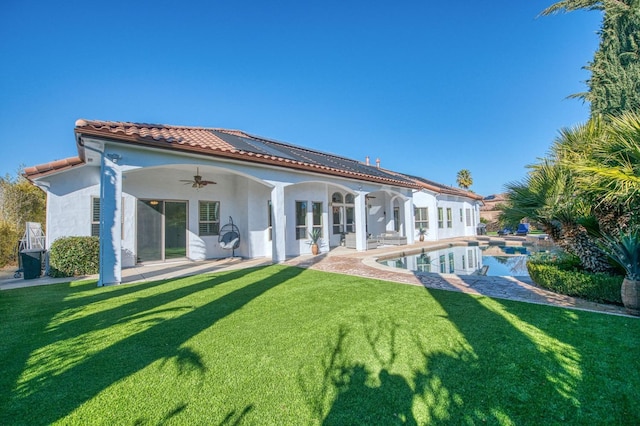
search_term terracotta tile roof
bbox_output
[398,173,484,200]
[25,119,484,201]
[23,156,84,179]
[73,119,421,188]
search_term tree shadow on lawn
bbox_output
[300,288,627,424]
[494,298,640,424]
[418,288,584,424]
[1,265,301,424]
[300,319,418,425]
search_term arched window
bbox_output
[332,192,356,234]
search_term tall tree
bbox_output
[0,171,46,267]
[456,169,473,190]
[541,0,640,117]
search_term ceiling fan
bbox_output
[180,168,216,189]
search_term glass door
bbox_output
[164,201,187,259]
[136,200,187,262]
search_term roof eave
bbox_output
[74,127,420,189]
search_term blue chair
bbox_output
[515,223,529,236]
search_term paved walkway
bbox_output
[0,237,631,317]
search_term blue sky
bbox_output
[0,1,601,196]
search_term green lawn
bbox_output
[1,265,639,425]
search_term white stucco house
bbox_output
[24,119,483,286]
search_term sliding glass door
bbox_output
[137,200,187,262]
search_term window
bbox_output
[449,252,455,273]
[446,208,452,228]
[312,201,323,237]
[332,192,354,234]
[345,207,355,232]
[439,254,446,273]
[267,200,272,241]
[414,207,429,230]
[437,207,443,229]
[91,197,100,237]
[296,201,307,240]
[91,197,124,238]
[417,254,431,273]
[199,201,220,236]
[332,206,342,234]
[465,208,472,226]
[460,208,463,222]
[393,207,400,232]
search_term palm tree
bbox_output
[500,158,613,273]
[539,0,602,16]
[561,112,640,233]
[456,169,473,190]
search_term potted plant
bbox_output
[600,229,640,316]
[418,227,427,242]
[308,229,322,255]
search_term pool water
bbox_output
[377,245,545,277]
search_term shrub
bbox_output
[527,261,623,305]
[48,236,99,278]
[529,251,582,271]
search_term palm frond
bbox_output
[539,0,603,17]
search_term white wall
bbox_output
[37,140,482,268]
[412,191,438,241]
[44,166,100,247]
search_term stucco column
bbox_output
[354,192,367,251]
[404,197,415,244]
[386,199,395,232]
[98,154,122,286]
[271,184,286,263]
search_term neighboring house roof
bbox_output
[481,193,507,211]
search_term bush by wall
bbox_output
[527,261,623,305]
[48,237,99,278]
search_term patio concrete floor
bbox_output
[0,236,631,317]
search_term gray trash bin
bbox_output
[20,249,43,280]
[476,223,487,236]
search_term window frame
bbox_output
[199,200,220,236]
[267,200,272,241]
[414,207,429,230]
[295,200,308,240]
[91,196,124,239]
[312,201,323,238]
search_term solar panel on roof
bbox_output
[211,130,415,185]
[211,130,297,161]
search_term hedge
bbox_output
[48,236,100,278]
[527,262,623,305]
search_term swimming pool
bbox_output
[377,245,542,277]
